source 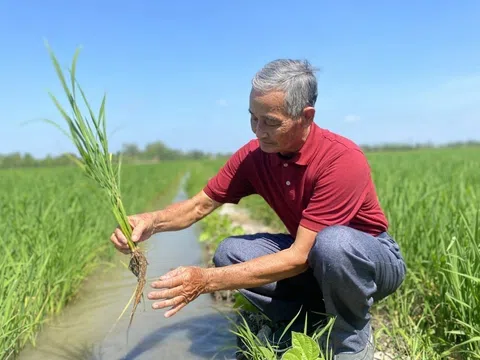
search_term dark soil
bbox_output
[128,247,149,328]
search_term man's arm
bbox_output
[203,225,317,292]
[152,190,222,233]
[202,148,372,292]
[152,141,254,234]
[147,224,317,317]
[147,149,374,317]
[111,190,222,253]
[151,141,254,234]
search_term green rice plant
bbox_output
[0,163,186,358]
[369,148,480,359]
[42,41,148,329]
[437,209,480,359]
[198,213,245,248]
[228,307,335,360]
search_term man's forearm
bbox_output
[152,191,219,233]
[151,200,197,232]
[204,248,309,292]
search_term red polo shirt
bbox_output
[203,122,388,238]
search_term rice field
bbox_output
[2,146,479,360]
[187,147,480,359]
[0,162,187,359]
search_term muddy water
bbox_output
[18,183,237,360]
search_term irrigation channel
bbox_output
[18,178,238,360]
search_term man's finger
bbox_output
[164,301,188,318]
[131,220,145,242]
[147,285,182,300]
[152,295,185,310]
[114,228,128,245]
[151,275,183,289]
[110,233,120,246]
[114,244,130,254]
[111,233,129,252]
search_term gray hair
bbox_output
[251,59,319,118]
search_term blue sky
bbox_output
[1,1,479,158]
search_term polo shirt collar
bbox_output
[271,122,319,166]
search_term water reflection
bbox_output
[116,312,237,360]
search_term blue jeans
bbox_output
[212,225,407,354]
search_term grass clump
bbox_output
[228,303,336,360]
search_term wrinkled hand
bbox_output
[148,266,209,318]
[110,212,156,254]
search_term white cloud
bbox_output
[344,114,361,123]
[216,99,228,107]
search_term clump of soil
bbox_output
[128,247,149,327]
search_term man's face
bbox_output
[249,89,314,155]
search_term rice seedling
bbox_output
[42,40,148,329]
[225,305,336,360]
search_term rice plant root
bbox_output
[128,247,148,328]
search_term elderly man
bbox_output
[110,59,407,359]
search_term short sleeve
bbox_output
[300,149,371,232]
[203,143,256,204]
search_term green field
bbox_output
[0,162,188,359]
[187,147,480,359]
[1,147,479,359]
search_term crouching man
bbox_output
[110,59,407,359]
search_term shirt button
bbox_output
[286,181,291,185]
[283,163,288,167]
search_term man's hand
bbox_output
[148,266,209,317]
[110,212,156,254]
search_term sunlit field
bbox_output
[0,162,187,359]
[2,146,479,359]
[187,147,480,359]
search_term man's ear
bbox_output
[302,107,315,126]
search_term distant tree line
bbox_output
[360,140,480,152]
[0,139,479,169]
[0,140,231,169]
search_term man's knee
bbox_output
[307,225,360,271]
[212,236,242,267]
